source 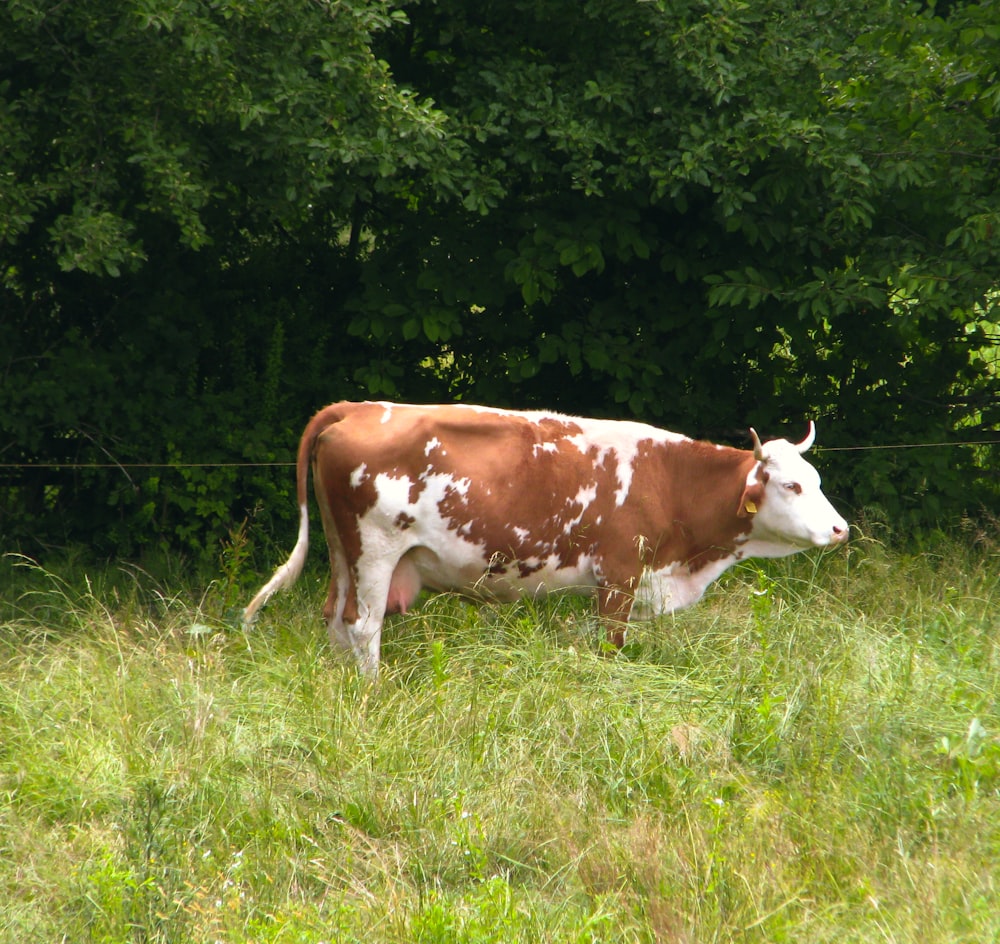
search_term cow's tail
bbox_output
[243,405,341,624]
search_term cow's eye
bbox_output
[784,482,803,495]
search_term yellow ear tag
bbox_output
[744,500,758,515]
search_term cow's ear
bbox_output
[737,483,764,517]
[738,465,767,518]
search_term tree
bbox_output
[2,0,997,564]
[357,0,1000,524]
[0,0,471,557]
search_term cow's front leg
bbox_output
[342,595,385,678]
[597,585,635,649]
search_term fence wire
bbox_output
[0,437,998,471]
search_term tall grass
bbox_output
[1,533,998,943]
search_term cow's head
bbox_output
[738,422,849,548]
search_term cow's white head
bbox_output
[738,422,849,551]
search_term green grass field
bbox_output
[1,531,998,943]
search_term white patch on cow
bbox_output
[533,441,558,456]
[463,404,566,424]
[350,463,368,488]
[369,472,413,513]
[449,476,471,497]
[512,526,531,544]
[632,555,737,619]
[564,419,689,507]
[611,447,634,507]
[632,561,680,616]
[562,483,597,534]
[380,403,393,424]
[425,437,442,455]
[367,469,471,522]
[457,520,475,538]
[564,434,629,504]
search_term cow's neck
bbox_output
[645,440,757,568]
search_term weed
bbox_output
[1,544,999,942]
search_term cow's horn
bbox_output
[749,427,764,462]
[796,420,816,454]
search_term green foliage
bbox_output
[1,544,1000,941]
[1,0,998,565]
[0,0,468,564]
[355,0,998,524]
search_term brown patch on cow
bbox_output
[517,560,545,578]
[313,411,381,561]
[484,553,510,577]
[431,422,603,573]
[408,476,426,504]
[395,511,416,530]
[624,439,758,576]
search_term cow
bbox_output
[244,401,849,676]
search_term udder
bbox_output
[385,553,424,614]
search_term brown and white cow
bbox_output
[244,401,848,675]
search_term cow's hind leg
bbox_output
[319,525,355,657]
[342,556,402,678]
[323,568,354,656]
